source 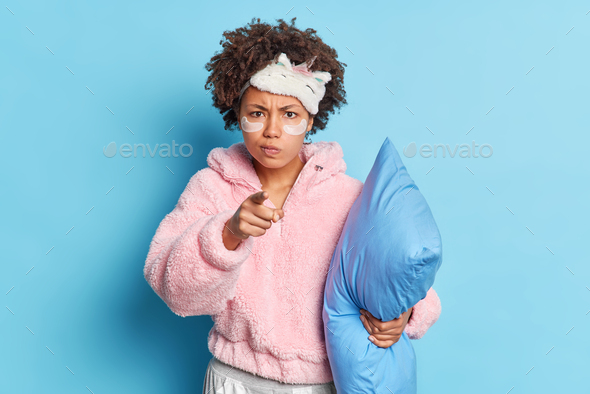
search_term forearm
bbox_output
[145,210,253,317]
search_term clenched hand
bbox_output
[359,307,413,349]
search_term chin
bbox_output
[258,157,285,168]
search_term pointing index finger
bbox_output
[250,191,269,205]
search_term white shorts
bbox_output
[202,356,337,394]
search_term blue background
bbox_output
[2,0,589,392]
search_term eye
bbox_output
[250,111,264,118]
[285,111,297,119]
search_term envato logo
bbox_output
[103,141,193,158]
[403,141,493,158]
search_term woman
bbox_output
[143,17,441,393]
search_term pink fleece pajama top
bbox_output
[143,140,442,384]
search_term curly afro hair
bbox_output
[204,17,347,140]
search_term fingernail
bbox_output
[369,337,375,342]
[274,214,279,221]
[360,315,365,322]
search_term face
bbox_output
[238,86,314,170]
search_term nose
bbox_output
[263,111,283,138]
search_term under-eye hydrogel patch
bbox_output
[241,116,263,133]
[283,118,307,135]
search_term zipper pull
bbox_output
[306,165,323,191]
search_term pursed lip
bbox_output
[261,145,281,151]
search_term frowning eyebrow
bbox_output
[246,104,301,111]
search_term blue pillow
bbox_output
[322,137,443,394]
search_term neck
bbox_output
[253,152,306,189]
